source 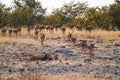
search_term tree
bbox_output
[12,0,46,27]
[0,2,11,28]
[115,0,120,3]
[52,1,88,26]
[109,0,120,30]
[43,14,60,26]
[9,6,32,27]
[85,6,112,30]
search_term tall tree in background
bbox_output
[0,0,120,30]
[43,14,60,26]
[0,2,11,28]
[109,0,120,30]
[0,2,5,28]
[115,0,120,3]
[85,6,112,30]
[52,1,88,26]
[12,0,46,28]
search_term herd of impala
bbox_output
[0,25,95,54]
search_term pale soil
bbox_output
[0,28,120,80]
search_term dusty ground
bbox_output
[0,28,120,80]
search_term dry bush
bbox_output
[20,52,68,62]
[20,53,46,61]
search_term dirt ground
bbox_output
[0,28,120,80]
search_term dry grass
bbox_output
[0,37,37,44]
[1,73,109,80]
[74,29,120,42]
[0,28,119,80]
[0,28,119,44]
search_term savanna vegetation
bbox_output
[0,0,120,80]
[0,0,120,30]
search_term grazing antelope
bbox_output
[87,43,95,51]
[71,37,77,48]
[1,28,7,37]
[40,33,46,48]
[77,40,95,54]
[79,40,87,51]
[87,43,95,55]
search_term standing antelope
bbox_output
[61,28,66,38]
[8,28,12,38]
[71,37,77,48]
[13,29,19,39]
[40,33,46,48]
[50,27,54,32]
[34,30,39,39]
[67,32,73,41]
[67,31,74,46]
[27,26,31,35]
[49,27,54,38]
[17,27,22,35]
[1,28,7,37]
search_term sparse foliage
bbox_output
[0,0,120,31]
[109,0,120,30]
